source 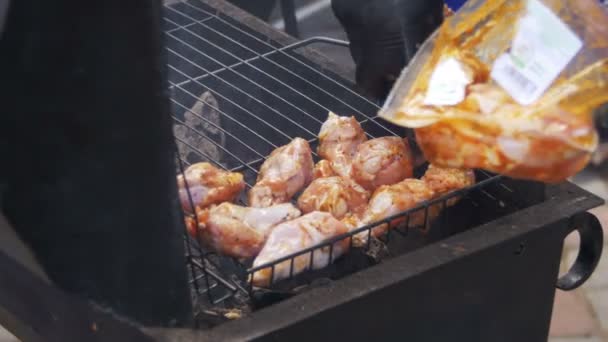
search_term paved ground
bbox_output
[0,328,15,342]
[549,190,608,342]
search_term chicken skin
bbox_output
[343,179,436,245]
[352,137,414,191]
[297,176,370,220]
[422,164,476,206]
[312,160,336,180]
[250,211,350,287]
[178,162,246,214]
[317,112,367,178]
[186,202,301,258]
[248,138,314,207]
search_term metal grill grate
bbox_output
[163,0,513,323]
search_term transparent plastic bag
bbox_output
[380,0,608,182]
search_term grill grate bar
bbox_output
[175,0,392,133]
[229,157,266,173]
[479,189,498,201]
[169,77,281,153]
[191,258,239,293]
[170,98,268,161]
[167,37,350,91]
[227,135,320,173]
[173,116,259,184]
[174,136,225,170]
[166,3,393,138]
[176,154,209,298]
[166,43,318,144]
[248,173,504,275]
[168,43,308,90]
[164,15,215,34]
[165,0,517,312]
[164,21,324,140]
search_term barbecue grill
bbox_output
[0,0,605,341]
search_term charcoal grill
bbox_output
[166,0,605,339]
[0,0,605,341]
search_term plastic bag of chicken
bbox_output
[379,0,608,183]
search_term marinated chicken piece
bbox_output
[249,138,314,207]
[312,160,336,179]
[318,112,367,160]
[188,202,301,259]
[460,83,513,115]
[352,137,414,191]
[343,179,436,246]
[250,211,350,287]
[379,0,608,182]
[317,112,367,178]
[422,164,476,206]
[178,162,246,214]
[185,216,198,240]
[297,176,370,219]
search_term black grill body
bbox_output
[0,0,193,328]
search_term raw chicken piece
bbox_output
[344,179,436,246]
[178,162,245,214]
[379,0,608,183]
[460,83,512,115]
[317,112,367,178]
[250,211,350,287]
[297,176,370,219]
[312,160,336,180]
[249,138,314,207]
[422,164,476,206]
[185,216,198,240]
[352,137,414,191]
[318,112,366,160]
[188,202,301,258]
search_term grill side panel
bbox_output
[0,0,193,327]
[259,222,564,342]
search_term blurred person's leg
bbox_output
[227,0,276,21]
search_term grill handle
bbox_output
[556,211,604,291]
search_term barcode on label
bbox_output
[490,0,582,105]
[500,62,538,94]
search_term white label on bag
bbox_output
[424,57,471,106]
[491,0,583,105]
